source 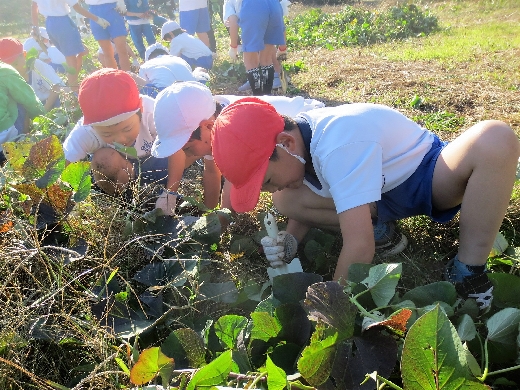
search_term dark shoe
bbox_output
[373,220,408,257]
[445,259,494,310]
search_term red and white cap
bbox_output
[79,68,141,126]
[0,38,23,64]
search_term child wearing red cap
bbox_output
[211,98,520,310]
[63,68,186,215]
[0,41,45,164]
[0,37,65,113]
[31,0,110,90]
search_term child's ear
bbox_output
[275,132,295,147]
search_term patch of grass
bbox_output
[412,110,465,133]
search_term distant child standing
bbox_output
[161,20,214,70]
[31,0,109,90]
[124,0,156,60]
[83,0,131,71]
[178,0,211,48]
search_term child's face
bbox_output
[182,120,213,157]
[261,146,306,193]
[93,113,141,147]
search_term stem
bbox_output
[363,373,403,390]
[349,290,381,321]
[249,371,267,388]
[486,364,520,377]
[477,338,489,381]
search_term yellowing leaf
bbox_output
[129,347,174,386]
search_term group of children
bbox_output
[1,1,519,313]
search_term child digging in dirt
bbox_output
[210,97,520,310]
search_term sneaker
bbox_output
[238,80,251,92]
[445,259,494,310]
[373,220,408,257]
[273,73,282,89]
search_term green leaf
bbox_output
[250,312,282,342]
[303,281,357,340]
[2,140,33,172]
[26,136,65,186]
[114,142,138,158]
[61,161,92,202]
[488,273,520,308]
[361,263,402,307]
[115,357,130,374]
[186,349,233,390]
[214,315,248,350]
[401,305,488,389]
[486,307,520,344]
[272,272,323,304]
[462,343,482,378]
[457,314,477,342]
[198,281,238,304]
[161,328,207,369]
[402,281,457,307]
[297,332,337,386]
[129,347,174,386]
[266,355,287,390]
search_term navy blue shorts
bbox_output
[376,135,461,223]
[46,16,85,57]
[132,155,169,187]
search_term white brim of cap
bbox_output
[151,130,191,158]
[87,109,139,126]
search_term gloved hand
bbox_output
[96,17,111,29]
[116,0,127,14]
[155,190,180,216]
[132,58,140,69]
[276,45,287,61]
[260,231,298,268]
[228,45,238,61]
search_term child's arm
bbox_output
[72,3,110,27]
[202,158,222,210]
[6,70,44,120]
[333,204,375,284]
[43,87,60,112]
[166,149,187,193]
[31,1,40,32]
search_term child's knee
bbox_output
[476,120,519,160]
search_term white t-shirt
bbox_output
[47,46,67,64]
[33,0,78,16]
[223,0,242,24]
[179,0,207,12]
[298,103,435,214]
[215,95,324,117]
[63,95,157,162]
[139,55,195,88]
[169,33,212,59]
[30,58,65,101]
[23,37,45,53]
[84,0,116,5]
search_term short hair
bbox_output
[269,115,298,161]
[148,49,169,60]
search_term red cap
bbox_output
[79,68,141,126]
[212,98,285,212]
[0,38,23,64]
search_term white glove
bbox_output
[228,45,238,61]
[155,190,180,216]
[237,44,243,54]
[260,231,298,268]
[96,17,111,29]
[132,58,140,68]
[116,0,127,14]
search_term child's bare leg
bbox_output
[113,36,131,71]
[432,120,520,267]
[91,148,135,195]
[196,32,210,48]
[98,39,117,69]
[64,55,79,92]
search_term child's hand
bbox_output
[260,231,298,267]
[276,45,287,61]
[96,17,111,29]
[228,45,238,61]
[116,0,127,14]
[155,190,180,216]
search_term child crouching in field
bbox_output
[210,98,520,310]
[62,68,186,215]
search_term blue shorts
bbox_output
[140,84,165,98]
[239,0,285,52]
[50,62,66,73]
[180,54,213,70]
[376,135,461,223]
[46,16,85,57]
[89,3,127,41]
[179,7,211,35]
[132,155,169,187]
